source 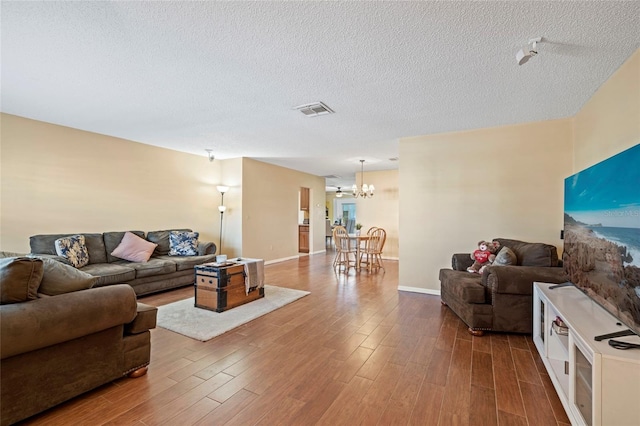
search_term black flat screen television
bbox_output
[563,143,640,338]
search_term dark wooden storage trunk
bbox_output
[194,263,264,312]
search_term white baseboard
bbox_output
[265,255,300,265]
[398,286,441,296]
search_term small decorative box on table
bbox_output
[194,260,264,312]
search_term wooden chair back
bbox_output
[333,226,351,252]
[367,228,386,254]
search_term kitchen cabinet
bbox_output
[300,187,309,211]
[298,225,309,253]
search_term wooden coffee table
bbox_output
[194,262,264,312]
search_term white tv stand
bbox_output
[533,282,640,426]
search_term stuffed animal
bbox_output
[467,240,500,274]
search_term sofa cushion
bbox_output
[38,258,98,296]
[493,247,517,266]
[80,263,136,286]
[154,254,217,271]
[169,231,199,256]
[30,233,107,264]
[146,229,192,256]
[494,238,559,267]
[54,235,90,268]
[438,269,485,303]
[0,257,44,304]
[111,231,158,263]
[113,258,176,279]
[103,231,145,263]
[83,233,108,264]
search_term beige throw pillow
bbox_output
[38,258,98,296]
[0,257,44,304]
[493,246,517,266]
[111,231,158,263]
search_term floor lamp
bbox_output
[217,185,229,254]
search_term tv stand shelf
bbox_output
[533,282,640,426]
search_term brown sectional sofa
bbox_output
[439,238,569,336]
[29,229,217,296]
[0,256,157,425]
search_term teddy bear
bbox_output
[467,240,500,274]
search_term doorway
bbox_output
[334,198,356,233]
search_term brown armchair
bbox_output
[439,238,568,336]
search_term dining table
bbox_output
[348,233,370,270]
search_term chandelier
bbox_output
[335,187,343,198]
[352,160,374,198]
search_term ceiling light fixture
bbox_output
[336,187,343,198]
[352,160,374,198]
[205,149,215,162]
[516,37,542,65]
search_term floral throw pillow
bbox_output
[54,234,90,268]
[169,231,199,256]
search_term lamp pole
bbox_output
[217,186,229,255]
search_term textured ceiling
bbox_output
[2,1,639,189]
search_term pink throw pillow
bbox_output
[111,232,157,263]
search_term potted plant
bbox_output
[355,223,362,235]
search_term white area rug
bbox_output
[156,285,310,341]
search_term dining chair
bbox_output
[361,227,386,272]
[325,219,333,247]
[333,225,356,272]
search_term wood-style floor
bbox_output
[22,251,570,426]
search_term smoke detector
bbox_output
[294,102,335,117]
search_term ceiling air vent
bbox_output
[294,102,334,117]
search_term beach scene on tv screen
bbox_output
[563,144,640,333]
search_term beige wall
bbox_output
[399,48,640,294]
[241,157,326,262]
[0,115,329,262]
[217,157,243,258]
[399,119,573,293]
[1,114,223,253]
[573,48,639,171]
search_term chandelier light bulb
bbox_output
[352,159,374,198]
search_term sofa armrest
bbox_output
[0,285,137,359]
[482,265,569,296]
[198,241,217,256]
[452,253,473,271]
[125,303,158,335]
